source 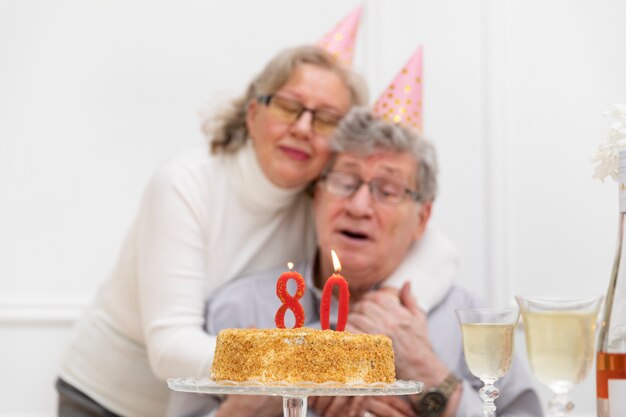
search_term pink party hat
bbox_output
[373,47,424,132]
[316,6,363,66]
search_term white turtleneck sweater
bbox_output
[59,142,317,417]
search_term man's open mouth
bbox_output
[340,229,369,240]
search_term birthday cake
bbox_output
[211,327,395,384]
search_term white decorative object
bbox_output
[591,103,626,182]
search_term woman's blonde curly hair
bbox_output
[204,45,368,154]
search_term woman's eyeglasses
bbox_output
[257,94,344,137]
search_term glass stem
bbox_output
[548,382,574,417]
[479,379,498,417]
[283,396,307,417]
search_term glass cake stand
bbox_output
[168,377,423,417]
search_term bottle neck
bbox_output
[618,150,626,213]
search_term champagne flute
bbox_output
[516,295,602,417]
[456,308,519,417]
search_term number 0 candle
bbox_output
[275,262,306,328]
[320,250,350,331]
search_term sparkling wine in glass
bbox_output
[456,308,519,417]
[516,295,602,417]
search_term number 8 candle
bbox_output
[274,262,306,328]
[320,250,350,331]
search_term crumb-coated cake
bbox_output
[211,327,395,383]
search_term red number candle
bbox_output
[320,250,350,331]
[275,262,306,328]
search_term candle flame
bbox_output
[331,250,341,273]
[287,262,294,271]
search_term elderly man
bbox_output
[167,108,542,417]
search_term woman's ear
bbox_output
[245,99,258,138]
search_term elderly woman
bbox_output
[171,107,542,417]
[56,45,368,417]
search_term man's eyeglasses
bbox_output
[320,171,421,206]
[257,94,344,137]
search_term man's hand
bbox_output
[215,395,282,417]
[354,396,415,417]
[310,396,414,417]
[309,396,362,417]
[346,282,448,385]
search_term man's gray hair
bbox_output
[205,45,369,154]
[327,107,438,202]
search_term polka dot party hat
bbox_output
[373,46,424,132]
[316,5,363,66]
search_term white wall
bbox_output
[2,1,625,416]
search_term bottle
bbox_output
[597,149,626,416]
